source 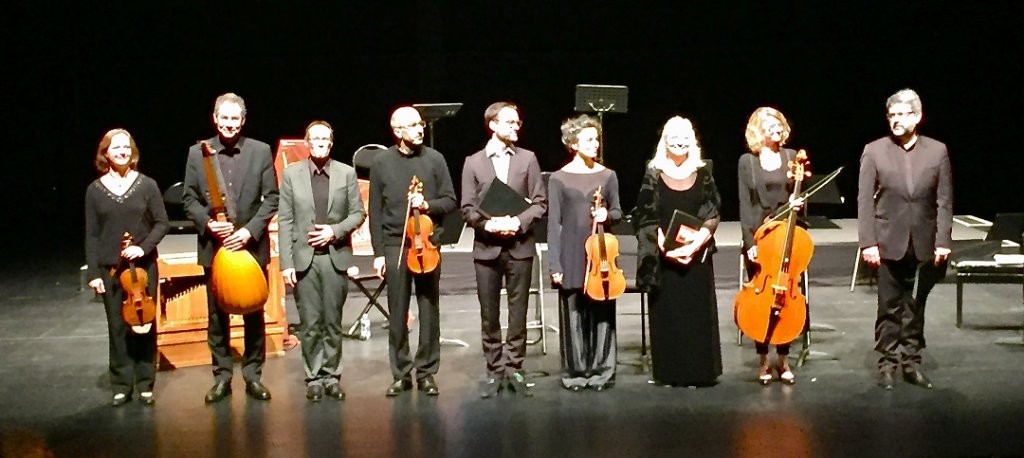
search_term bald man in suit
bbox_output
[858,88,952,390]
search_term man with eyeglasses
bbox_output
[857,88,952,390]
[460,102,547,398]
[369,106,457,397]
[279,121,366,402]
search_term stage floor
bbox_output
[2,251,1024,456]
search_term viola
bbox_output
[401,176,440,274]
[733,150,813,345]
[200,141,269,315]
[117,233,157,329]
[584,186,626,301]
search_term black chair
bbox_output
[162,182,195,233]
[950,213,1024,328]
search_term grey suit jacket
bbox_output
[461,146,547,260]
[278,159,366,272]
[857,135,953,260]
[182,136,280,268]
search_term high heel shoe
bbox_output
[778,366,796,385]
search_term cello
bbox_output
[117,232,157,330]
[200,141,269,315]
[584,187,626,301]
[400,176,440,274]
[733,150,813,345]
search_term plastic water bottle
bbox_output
[359,314,371,340]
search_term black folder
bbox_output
[479,179,531,217]
[665,210,704,251]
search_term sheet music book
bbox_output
[479,179,530,217]
[665,210,703,251]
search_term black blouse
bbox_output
[633,163,721,290]
[737,149,796,249]
[84,174,169,280]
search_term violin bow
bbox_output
[767,166,844,224]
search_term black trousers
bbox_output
[205,268,266,383]
[384,245,441,382]
[558,289,616,388]
[874,248,943,373]
[474,250,533,378]
[100,263,157,395]
[295,254,348,387]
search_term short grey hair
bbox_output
[214,92,247,117]
[886,88,922,113]
[560,114,602,148]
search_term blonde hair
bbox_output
[649,116,705,174]
[744,107,791,154]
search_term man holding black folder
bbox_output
[461,102,547,398]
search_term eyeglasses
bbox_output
[400,121,426,129]
[497,119,523,127]
[886,111,916,119]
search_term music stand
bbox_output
[412,103,463,148]
[574,84,629,161]
[800,173,844,229]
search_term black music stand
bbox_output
[574,84,629,161]
[412,103,462,148]
[610,214,652,374]
[800,173,844,229]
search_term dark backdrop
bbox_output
[3,1,1021,268]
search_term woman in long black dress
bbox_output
[547,114,622,391]
[737,107,802,385]
[85,128,169,406]
[635,116,722,387]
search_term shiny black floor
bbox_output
[2,252,1024,457]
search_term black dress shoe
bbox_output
[507,372,533,397]
[386,379,413,397]
[325,384,346,400]
[563,384,584,392]
[205,382,232,403]
[418,376,440,396]
[903,369,933,389]
[878,372,895,390]
[245,381,272,400]
[111,393,130,407]
[589,383,613,392]
[306,385,324,402]
[139,391,155,406]
[480,377,502,399]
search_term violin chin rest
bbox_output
[130,323,153,334]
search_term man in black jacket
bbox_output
[182,93,280,403]
[858,88,952,390]
[369,106,457,397]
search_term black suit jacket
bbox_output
[857,135,953,260]
[182,136,280,268]
[460,146,547,260]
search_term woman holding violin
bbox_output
[634,116,722,387]
[547,114,622,392]
[85,128,169,406]
[737,107,804,385]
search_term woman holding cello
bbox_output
[635,116,722,387]
[85,128,168,406]
[736,107,805,385]
[548,114,622,392]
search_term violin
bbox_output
[117,232,157,330]
[733,150,813,345]
[584,187,626,301]
[401,176,440,274]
